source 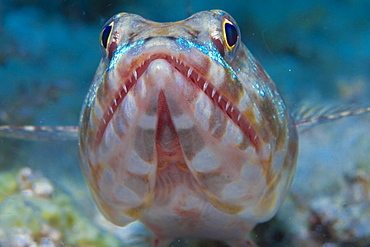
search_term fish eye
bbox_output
[222,19,239,50]
[100,21,114,49]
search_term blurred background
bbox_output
[0,0,369,246]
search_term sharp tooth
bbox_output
[237,114,241,121]
[218,95,222,103]
[187,68,193,77]
[203,81,209,91]
[133,70,138,80]
[197,74,201,81]
[225,102,230,111]
[118,91,122,99]
[123,84,128,93]
[171,55,174,60]
[211,89,216,98]
[109,107,114,114]
[231,106,234,112]
[103,118,107,124]
[113,99,117,106]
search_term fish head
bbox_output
[78,9,298,240]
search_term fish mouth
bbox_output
[95,53,260,151]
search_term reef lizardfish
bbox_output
[1,10,369,247]
[80,10,297,246]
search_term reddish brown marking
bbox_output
[246,239,254,247]
[94,53,260,151]
[153,238,159,247]
[211,37,225,56]
[177,127,204,161]
[208,108,227,138]
[108,41,117,60]
[134,128,156,163]
[107,31,120,60]
[179,52,211,75]
[155,91,187,171]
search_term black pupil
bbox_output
[101,24,112,49]
[225,22,238,47]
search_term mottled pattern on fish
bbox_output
[78,10,297,246]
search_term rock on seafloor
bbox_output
[254,114,370,247]
[0,168,121,247]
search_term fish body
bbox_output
[78,10,298,246]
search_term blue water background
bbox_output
[0,0,369,245]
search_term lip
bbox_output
[95,53,261,151]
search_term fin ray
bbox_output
[293,102,370,132]
[0,125,78,141]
